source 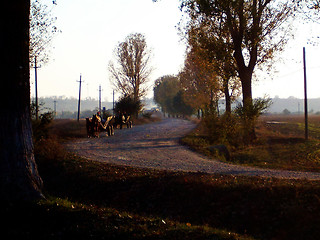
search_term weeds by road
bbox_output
[182,115,320,172]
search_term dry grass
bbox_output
[4,114,320,239]
[182,114,320,172]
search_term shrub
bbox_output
[203,112,242,148]
[234,97,272,143]
[32,111,54,143]
[115,95,142,117]
[203,97,272,147]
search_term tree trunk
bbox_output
[223,78,231,115]
[240,70,253,109]
[0,1,43,201]
[239,69,256,142]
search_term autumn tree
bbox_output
[186,19,240,115]
[181,0,296,140]
[179,46,221,115]
[109,33,153,103]
[0,0,43,201]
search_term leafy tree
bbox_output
[181,0,296,141]
[154,75,194,116]
[173,90,195,116]
[153,75,181,115]
[109,33,153,103]
[0,1,43,201]
[185,19,240,114]
[179,45,222,115]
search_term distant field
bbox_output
[260,114,320,139]
[182,114,320,172]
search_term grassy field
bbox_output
[3,115,320,239]
[182,114,320,172]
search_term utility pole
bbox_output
[77,74,83,122]
[34,56,40,120]
[303,47,308,140]
[99,85,102,112]
[113,90,115,115]
[53,100,57,117]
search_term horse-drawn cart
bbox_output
[113,114,132,129]
[86,115,114,138]
[86,112,133,138]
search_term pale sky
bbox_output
[31,0,320,102]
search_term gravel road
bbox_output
[65,118,320,180]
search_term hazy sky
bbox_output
[31,0,320,102]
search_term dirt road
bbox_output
[65,118,320,180]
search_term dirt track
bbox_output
[65,118,320,180]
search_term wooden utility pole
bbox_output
[113,90,115,115]
[99,85,102,112]
[53,100,57,117]
[77,74,83,122]
[303,47,308,140]
[34,56,40,120]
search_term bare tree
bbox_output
[29,0,59,66]
[109,33,153,103]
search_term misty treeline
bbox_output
[30,96,157,119]
[30,96,112,119]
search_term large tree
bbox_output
[181,0,295,140]
[0,1,43,201]
[109,33,153,103]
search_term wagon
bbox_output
[86,115,114,138]
[113,114,133,129]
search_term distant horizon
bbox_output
[31,95,320,101]
[34,95,320,116]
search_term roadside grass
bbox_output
[4,117,320,239]
[4,144,320,240]
[181,115,320,172]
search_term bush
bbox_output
[234,97,272,143]
[115,95,142,117]
[32,111,54,143]
[203,113,242,148]
[203,97,272,147]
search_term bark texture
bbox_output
[0,1,43,201]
